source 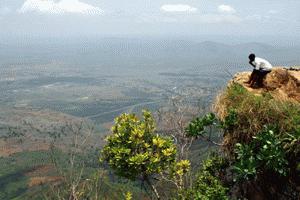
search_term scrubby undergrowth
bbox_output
[211,70,300,199]
[214,83,300,153]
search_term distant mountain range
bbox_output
[1,39,299,73]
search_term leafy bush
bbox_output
[185,113,216,137]
[101,110,177,181]
[220,109,238,131]
[234,127,288,180]
[254,129,288,175]
[101,110,191,199]
[170,159,191,178]
[183,154,228,200]
[190,171,228,200]
[185,109,238,139]
[234,143,258,180]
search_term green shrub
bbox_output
[183,155,228,200]
[234,143,258,180]
[234,127,288,181]
[101,110,191,199]
[101,110,177,180]
[190,171,228,200]
[185,113,216,137]
[221,109,238,131]
[201,153,228,175]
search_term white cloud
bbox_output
[18,0,104,15]
[218,4,236,14]
[160,4,197,13]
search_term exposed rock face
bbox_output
[231,67,300,102]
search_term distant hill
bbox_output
[1,39,300,71]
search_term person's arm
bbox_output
[249,61,256,68]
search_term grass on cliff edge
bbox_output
[214,83,300,152]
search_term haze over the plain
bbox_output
[0,0,299,45]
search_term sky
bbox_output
[0,0,300,43]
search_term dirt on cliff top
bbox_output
[231,67,300,102]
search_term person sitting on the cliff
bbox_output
[245,53,273,88]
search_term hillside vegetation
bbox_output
[1,67,299,199]
[211,67,300,199]
[99,67,300,199]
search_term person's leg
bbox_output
[257,70,270,87]
[249,70,260,87]
[256,71,264,87]
[246,69,258,84]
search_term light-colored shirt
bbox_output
[251,57,273,71]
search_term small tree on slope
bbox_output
[101,110,190,199]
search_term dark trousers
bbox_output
[249,69,271,87]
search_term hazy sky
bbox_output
[0,0,300,41]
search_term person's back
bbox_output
[252,57,273,71]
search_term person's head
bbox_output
[249,53,255,61]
